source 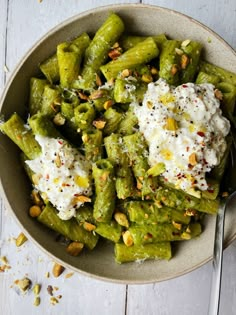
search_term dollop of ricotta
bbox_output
[26,135,92,220]
[133,78,230,194]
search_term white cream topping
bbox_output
[26,135,92,220]
[133,78,230,194]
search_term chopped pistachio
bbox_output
[147,162,166,176]
[83,222,96,232]
[175,47,183,55]
[122,231,133,247]
[171,64,179,76]
[181,39,191,47]
[188,153,197,166]
[114,212,129,228]
[52,263,65,278]
[181,232,191,240]
[164,117,178,131]
[89,90,104,100]
[15,232,28,247]
[141,74,153,83]
[66,242,84,256]
[0,256,8,265]
[15,277,32,293]
[33,283,41,295]
[172,221,182,230]
[93,118,106,129]
[95,73,102,87]
[180,54,189,69]
[65,272,74,279]
[103,100,113,110]
[33,296,41,307]
[50,297,59,305]
[53,113,66,126]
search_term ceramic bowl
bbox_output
[0,4,236,283]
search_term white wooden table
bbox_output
[0,1,236,314]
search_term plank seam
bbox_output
[3,0,10,85]
[0,0,10,255]
[125,284,128,315]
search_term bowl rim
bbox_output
[0,3,236,284]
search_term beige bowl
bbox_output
[0,4,236,284]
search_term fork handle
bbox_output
[208,200,226,315]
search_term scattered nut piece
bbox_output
[45,272,50,278]
[171,64,179,76]
[95,73,102,87]
[32,173,42,185]
[31,190,43,206]
[78,92,89,101]
[33,283,41,295]
[66,242,84,256]
[65,272,74,279]
[185,209,197,216]
[103,100,113,110]
[188,152,197,166]
[52,263,65,278]
[172,221,182,230]
[150,67,158,75]
[181,39,191,47]
[15,232,28,247]
[122,231,133,247]
[33,296,41,307]
[82,133,89,143]
[180,54,189,69]
[50,297,59,305]
[141,74,153,83]
[186,226,191,233]
[0,256,8,264]
[47,285,53,296]
[147,100,154,109]
[83,222,96,232]
[73,195,91,203]
[112,42,120,49]
[165,117,178,131]
[121,69,132,78]
[108,48,122,60]
[93,118,106,129]
[53,113,66,126]
[114,212,129,228]
[0,264,11,272]
[181,232,191,240]
[175,48,183,55]
[214,89,223,100]
[15,277,32,293]
[136,178,143,190]
[29,205,42,218]
[89,90,104,100]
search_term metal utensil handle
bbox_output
[208,200,226,315]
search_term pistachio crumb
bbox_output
[65,272,74,279]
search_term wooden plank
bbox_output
[0,0,8,94]
[142,0,236,48]
[4,0,139,82]
[127,2,236,315]
[0,1,139,314]
[127,244,236,315]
